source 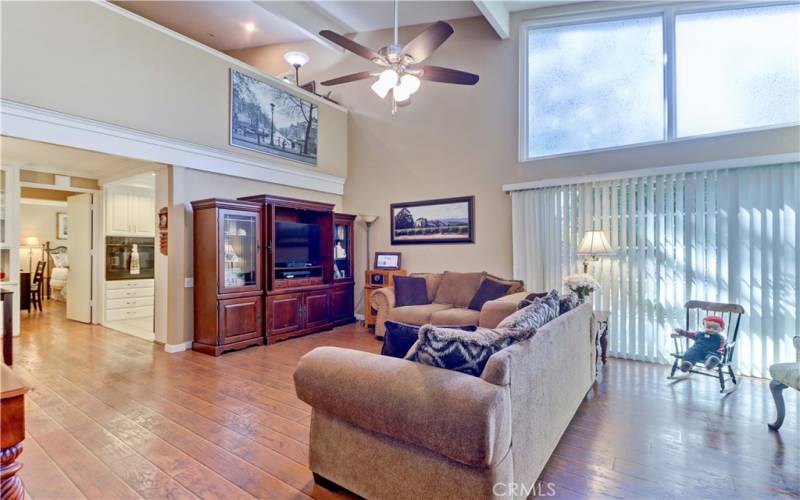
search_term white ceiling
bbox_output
[115,1,576,52]
[115,1,311,51]
[315,1,481,34]
[1,136,160,181]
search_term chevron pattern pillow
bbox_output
[405,300,556,376]
[497,293,558,334]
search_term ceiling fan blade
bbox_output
[320,71,374,86]
[419,65,479,85]
[402,21,454,64]
[319,30,386,65]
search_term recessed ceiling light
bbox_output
[244,23,256,33]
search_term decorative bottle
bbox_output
[130,243,141,275]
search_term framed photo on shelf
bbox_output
[390,196,475,245]
[374,252,402,270]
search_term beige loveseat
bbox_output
[294,303,597,499]
[370,271,526,338]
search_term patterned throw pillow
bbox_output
[517,291,547,310]
[405,299,559,376]
[559,292,579,315]
[381,321,478,358]
[404,325,535,376]
[497,294,558,334]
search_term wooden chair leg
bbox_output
[768,379,788,431]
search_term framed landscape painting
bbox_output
[230,69,319,165]
[390,196,475,245]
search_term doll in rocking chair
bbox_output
[672,316,726,372]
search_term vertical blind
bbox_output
[511,163,800,378]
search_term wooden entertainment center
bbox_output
[191,195,355,355]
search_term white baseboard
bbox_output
[355,313,365,321]
[164,341,193,353]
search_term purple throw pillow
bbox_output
[393,276,430,307]
[468,278,511,311]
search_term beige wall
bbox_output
[1,1,348,179]
[20,204,67,250]
[20,203,67,272]
[167,166,344,345]
[230,11,800,312]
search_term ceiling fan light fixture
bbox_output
[371,68,399,99]
[378,68,399,87]
[371,79,392,99]
[399,74,421,95]
[392,85,411,103]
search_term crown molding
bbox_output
[1,99,345,195]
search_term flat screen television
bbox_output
[275,221,321,267]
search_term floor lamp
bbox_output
[359,214,378,271]
[22,236,42,273]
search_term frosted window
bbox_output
[676,4,800,137]
[527,16,664,158]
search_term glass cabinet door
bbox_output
[220,211,259,292]
[333,221,351,280]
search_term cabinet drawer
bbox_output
[106,297,153,310]
[106,279,154,290]
[106,306,153,321]
[106,287,154,299]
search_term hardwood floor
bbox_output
[13,301,800,499]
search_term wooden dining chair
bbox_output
[30,261,46,311]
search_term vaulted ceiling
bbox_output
[114,1,575,51]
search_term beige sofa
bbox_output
[370,271,526,338]
[294,303,596,499]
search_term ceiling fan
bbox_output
[319,0,479,113]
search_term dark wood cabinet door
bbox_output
[218,296,262,344]
[267,293,303,336]
[330,285,353,320]
[304,290,331,329]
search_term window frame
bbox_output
[518,1,800,162]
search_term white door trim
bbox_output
[1,99,346,195]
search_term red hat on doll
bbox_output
[703,316,725,329]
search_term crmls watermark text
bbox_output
[493,482,556,497]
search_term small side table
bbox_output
[595,310,610,365]
[1,365,31,500]
[363,269,406,329]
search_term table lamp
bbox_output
[576,230,615,273]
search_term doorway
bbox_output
[2,136,167,343]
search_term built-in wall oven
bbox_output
[106,236,155,280]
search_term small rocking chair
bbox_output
[668,300,745,393]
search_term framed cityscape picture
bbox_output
[390,196,475,245]
[230,69,319,165]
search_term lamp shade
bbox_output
[576,230,614,256]
[359,214,379,224]
[283,51,309,68]
[23,236,41,247]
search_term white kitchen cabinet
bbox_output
[132,190,155,235]
[105,185,155,236]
